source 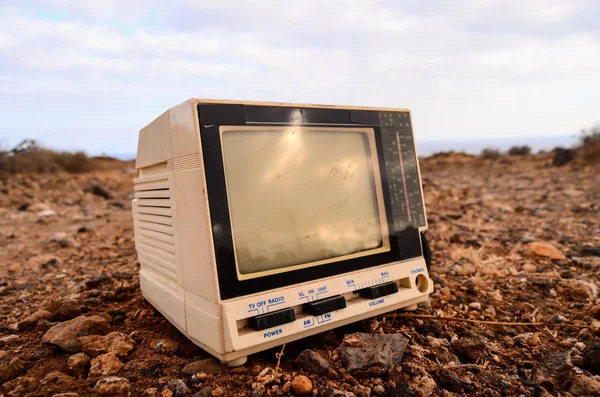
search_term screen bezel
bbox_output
[219,125,391,280]
[198,104,422,300]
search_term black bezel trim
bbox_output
[198,104,422,300]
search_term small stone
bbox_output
[196,372,208,381]
[38,209,57,217]
[28,254,60,268]
[522,263,538,272]
[0,355,25,383]
[534,352,573,391]
[193,387,213,397]
[53,393,80,397]
[418,375,436,397]
[559,338,575,349]
[490,289,503,301]
[295,349,330,375]
[231,366,248,374]
[468,302,482,311]
[451,337,487,363]
[90,184,113,200]
[168,379,189,397]
[85,273,110,289]
[526,242,566,260]
[514,333,542,347]
[292,375,312,395]
[45,298,87,321]
[251,390,263,397]
[153,339,178,356]
[388,383,416,397]
[42,315,111,353]
[41,371,74,387]
[373,384,385,395]
[144,388,160,397]
[351,385,371,397]
[568,374,600,396]
[567,280,599,301]
[1,376,38,395]
[162,389,173,397]
[484,306,496,317]
[18,309,52,331]
[340,333,408,377]
[68,353,91,376]
[574,342,586,351]
[0,335,19,345]
[212,386,224,396]
[180,359,228,377]
[29,202,50,212]
[282,381,292,393]
[89,353,124,377]
[94,376,130,396]
[583,339,600,375]
[50,232,79,248]
[80,331,135,358]
[550,314,567,323]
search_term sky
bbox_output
[0,0,599,156]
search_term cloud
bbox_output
[0,0,599,153]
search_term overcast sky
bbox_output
[1,0,598,155]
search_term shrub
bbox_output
[578,123,600,163]
[507,145,531,156]
[480,148,501,159]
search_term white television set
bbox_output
[132,99,432,366]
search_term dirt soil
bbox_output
[1,153,599,397]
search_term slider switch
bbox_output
[248,307,295,330]
[303,295,346,316]
[359,281,398,299]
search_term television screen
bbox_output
[221,126,390,279]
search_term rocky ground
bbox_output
[0,153,599,397]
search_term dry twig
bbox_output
[274,343,286,375]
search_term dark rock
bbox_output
[42,315,111,353]
[339,332,408,377]
[429,346,460,364]
[45,298,88,321]
[319,388,356,397]
[534,352,573,391]
[111,315,126,325]
[251,389,264,397]
[436,369,466,393]
[451,337,487,363]
[295,349,330,375]
[549,314,567,323]
[180,358,228,377]
[416,321,442,337]
[85,273,110,289]
[168,379,189,397]
[583,339,600,375]
[552,147,574,167]
[581,247,600,257]
[90,184,112,199]
[192,387,213,397]
[109,201,125,209]
[388,384,415,397]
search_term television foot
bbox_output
[403,304,418,311]
[227,357,247,367]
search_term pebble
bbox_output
[490,289,503,301]
[45,298,87,321]
[522,263,538,272]
[38,209,57,217]
[94,376,130,396]
[89,353,124,377]
[583,339,600,375]
[144,388,160,397]
[192,387,213,397]
[526,242,566,260]
[41,371,74,387]
[295,349,330,375]
[484,306,496,317]
[340,333,408,377]
[80,331,135,358]
[568,374,600,396]
[549,314,566,323]
[291,375,312,395]
[1,376,38,395]
[0,335,19,345]
[451,337,487,363]
[89,184,113,200]
[180,358,228,377]
[168,379,189,397]
[567,279,598,301]
[153,339,178,356]
[468,302,482,311]
[212,386,224,396]
[68,353,91,376]
[282,381,292,393]
[514,333,542,347]
[18,309,52,331]
[373,384,386,395]
[0,354,25,383]
[42,315,111,353]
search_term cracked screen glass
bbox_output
[221,126,389,278]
